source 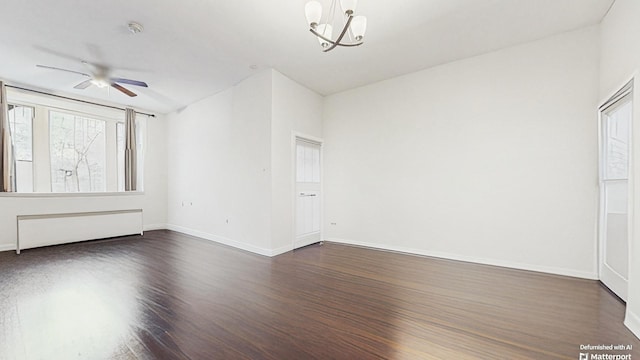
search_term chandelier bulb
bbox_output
[305,1,323,27]
[350,15,367,41]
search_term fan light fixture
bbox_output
[304,0,367,52]
[90,77,110,88]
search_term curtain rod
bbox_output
[5,85,155,118]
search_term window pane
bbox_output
[604,100,632,180]
[49,111,106,192]
[8,105,33,161]
[8,105,34,192]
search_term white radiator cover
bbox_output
[17,209,143,253]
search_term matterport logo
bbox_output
[579,355,631,360]
[579,344,633,359]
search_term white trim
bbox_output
[625,309,640,340]
[272,244,294,256]
[165,224,274,257]
[293,131,323,145]
[600,263,629,300]
[0,244,16,252]
[143,223,167,231]
[325,237,599,280]
[599,81,633,112]
[600,71,639,108]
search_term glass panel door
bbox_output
[599,95,632,301]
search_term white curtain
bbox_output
[124,108,137,191]
[0,81,15,192]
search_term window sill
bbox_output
[0,191,145,198]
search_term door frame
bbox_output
[291,132,324,250]
[598,78,634,301]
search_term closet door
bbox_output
[599,95,632,301]
[294,138,321,249]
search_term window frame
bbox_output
[2,89,145,196]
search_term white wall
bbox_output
[322,26,600,279]
[600,0,640,98]
[270,70,323,254]
[166,70,273,255]
[165,69,323,256]
[599,0,640,339]
[0,113,168,251]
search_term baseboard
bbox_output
[0,244,16,252]
[625,310,640,340]
[165,224,274,257]
[271,244,294,256]
[600,265,628,301]
[325,237,598,280]
[143,223,167,231]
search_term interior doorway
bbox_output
[599,81,633,301]
[294,137,322,249]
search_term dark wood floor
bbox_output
[0,230,637,359]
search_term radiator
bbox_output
[16,209,143,254]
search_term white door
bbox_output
[599,94,632,301]
[295,138,321,249]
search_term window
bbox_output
[49,111,106,192]
[3,89,146,194]
[7,104,34,192]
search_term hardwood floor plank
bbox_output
[0,230,637,359]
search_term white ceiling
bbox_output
[0,0,613,114]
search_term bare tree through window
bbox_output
[50,112,106,192]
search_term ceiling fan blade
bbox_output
[74,79,93,89]
[111,78,148,87]
[111,83,137,97]
[36,64,90,77]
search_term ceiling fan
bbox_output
[36,61,148,97]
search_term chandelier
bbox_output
[304,0,368,52]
